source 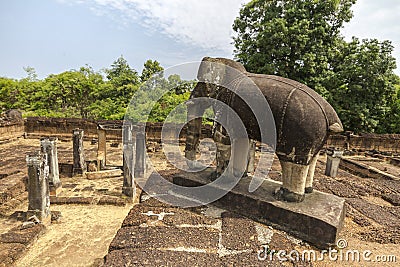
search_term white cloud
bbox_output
[64,0,248,53]
[61,0,399,73]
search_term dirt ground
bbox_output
[15,204,131,267]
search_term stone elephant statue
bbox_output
[184,57,343,202]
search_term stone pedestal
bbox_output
[97,128,107,170]
[123,124,136,197]
[26,151,51,223]
[135,132,146,178]
[72,129,86,176]
[40,137,62,196]
[325,149,344,178]
[173,168,345,248]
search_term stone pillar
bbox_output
[72,129,86,176]
[40,137,62,196]
[247,140,256,174]
[135,132,146,178]
[122,124,135,197]
[325,148,344,178]
[97,127,107,170]
[26,151,50,223]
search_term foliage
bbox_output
[141,60,164,82]
[325,38,399,133]
[233,0,400,133]
[0,57,194,123]
[125,73,194,123]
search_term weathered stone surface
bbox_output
[382,193,400,206]
[221,212,259,251]
[72,128,86,176]
[98,196,126,206]
[321,178,359,198]
[97,128,107,170]
[50,196,96,205]
[0,174,26,205]
[0,243,26,267]
[221,252,286,267]
[358,227,400,244]
[85,169,122,180]
[26,151,50,222]
[347,198,400,227]
[268,232,297,252]
[0,224,45,245]
[140,197,174,208]
[174,168,346,248]
[122,205,218,228]
[109,226,219,251]
[40,137,62,195]
[0,192,28,217]
[340,158,399,181]
[122,124,135,198]
[135,132,146,178]
[104,249,222,267]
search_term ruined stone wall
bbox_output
[24,117,212,142]
[25,117,101,140]
[0,121,25,143]
[14,117,400,153]
[326,134,400,153]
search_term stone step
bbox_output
[173,168,346,248]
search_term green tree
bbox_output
[104,56,140,103]
[0,77,19,110]
[325,38,398,133]
[233,0,355,94]
[31,66,105,118]
[233,0,400,133]
[141,59,164,82]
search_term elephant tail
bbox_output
[325,105,344,134]
[329,122,343,133]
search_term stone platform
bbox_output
[173,168,345,248]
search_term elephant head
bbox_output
[184,57,248,162]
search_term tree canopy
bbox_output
[233,0,399,133]
[0,57,193,122]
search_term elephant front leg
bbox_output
[232,138,250,178]
[211,121,250,180]
[305,155,318,193]
[275,161,309,202]
[213,141,231,180]
[213,138,250,180]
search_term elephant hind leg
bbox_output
[275,161,309,202]
[305,155,318,194]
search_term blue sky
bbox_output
[0,0,399,79]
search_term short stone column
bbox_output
[135,132,146,178]
[97,127,107,170]
[40,137,62,196]
[26,151,50,223]
[325,148,344,178]
[72,129,86,176]
[122,124,135,197]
